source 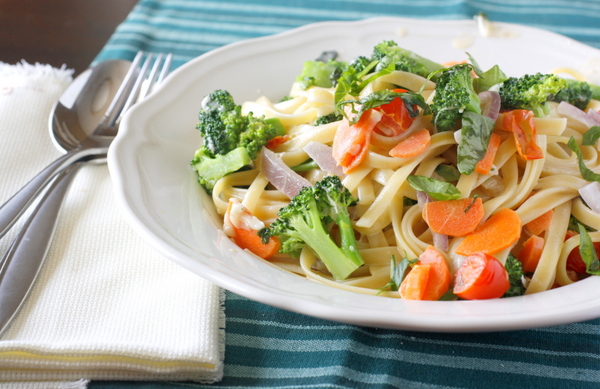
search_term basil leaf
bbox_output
[334,60,381,110]
[407,175,461,201]
[578,224,600,275]
[435,164,461,182]
[567,136,600,182]
[457,111,495,175]
[379,254,418,292]
[569,215,594,232]
[438,289,458,301]
[339,90,428,124]
[473,65,507,93]
[582,126,600,146]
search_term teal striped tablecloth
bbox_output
[92,1,600,388]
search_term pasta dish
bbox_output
[191,41,600,301]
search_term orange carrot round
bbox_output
[525,209,554,236]
[474,132,501,175]
[422,197,484,237]
[389,128,431,158]
[454,208,522,256]
[517,235,544,273]
[232,228,280,259]
[332,109,382,173]
[399,264,431,300]
[417,246,451,300]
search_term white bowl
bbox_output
[108,17,600,332]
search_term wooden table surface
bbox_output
[0,0,138,75]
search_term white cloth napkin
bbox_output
[0,62,224,386]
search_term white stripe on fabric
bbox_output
[227,317,600,355]
[227,333,600,383]
[226,365,461,389]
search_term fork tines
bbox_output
[99,51,173,131]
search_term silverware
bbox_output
[0,52,172,335]
[0,51,171,238]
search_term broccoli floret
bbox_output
[259,175,364,280]
[499,73,567,117]
[372,40,444,79]
[192,90,285,192]
[503,254,526,297]
[430,64,481,132]
[551,79,592,110]
[348,56,372,74]
[296,59,348,90]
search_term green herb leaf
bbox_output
[457,111,495,175]
[338,90,429,124]
[407,175,462,201]
[438,289,458,301]
[569,215,594,232]
[434,164,461,182]
[567,136,600,182]
[473,65,507,93]
[379,254,418,292]
[578,224,600,275]
[582,126,600,146]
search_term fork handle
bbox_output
[0,147,104,239]
[0,162,81,335]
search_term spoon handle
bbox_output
[0,147,104,239]
[0,162,81,335]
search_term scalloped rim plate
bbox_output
[108,17,600,332]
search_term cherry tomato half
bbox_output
[453,253,510,300]
[566,241,600,275]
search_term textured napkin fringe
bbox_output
[0,60,73,81]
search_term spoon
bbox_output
[0,56,138,238]
[0,53,172,335]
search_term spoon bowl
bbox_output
[49,59,132,158]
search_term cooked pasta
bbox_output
[196,43,600,301]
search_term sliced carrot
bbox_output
[422,197,484,237]
[332,108,382,173]
[399,264,431,300]
[474,132,501,175]
[265,135,290,150]
[525,209,554,235]
[389,128,431,158]
[417,246,451,300]
[525,209,554,236]
[501,109,544,161]
[517,235,544,273]
[225,199,280,259]
[454,208,522,256]
[232,227,280,259]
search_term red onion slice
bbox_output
[478,91,501,121]
[260,148,311,199]
[303,141,345,177]
[579,181,600,214]
[558,101,600,129]
[588,108,600,126]
[416,191,449,252]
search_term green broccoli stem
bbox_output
[291,200,362,280]
[192,146,251,191]
[332,210,364,268]
[590,83,600,101]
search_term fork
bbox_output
[0,52,172,335]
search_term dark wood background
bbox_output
[0,0,138,75]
